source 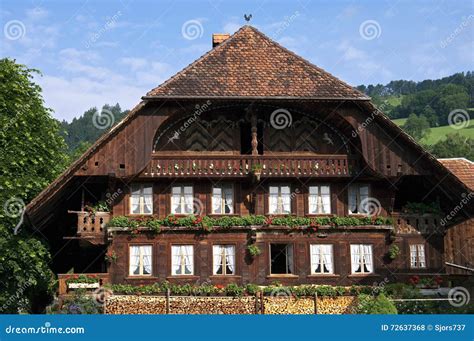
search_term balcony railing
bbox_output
[58,273,109,296]
[392,212,441,234]
[142,154,358,178]
[69,211,110,236]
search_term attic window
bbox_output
[95,161,99,167]
[119,164,125,169]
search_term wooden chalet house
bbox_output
[25,26,473,292]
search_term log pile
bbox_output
[170,296,255,314]
[105,295,357,315]
[105,295,167,314]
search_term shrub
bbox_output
[225,283,245,297]
[52,290,102,314]
[245,283,260,296]
[247,244,262,257]
[356,294,397,314]
[388,244,400,260]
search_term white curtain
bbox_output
[322,244,333,273]
[142,245,152,275]
[308,187,317,214]
[171,246,181,274]
[281,186,291,214]
[171,187,181,214]
[363,245,373,273]
[348,186,358,214]
[359,186,369,214]
[269,186,278,214]
[212,187,222,214]
[183,245,193,274]
[223,187,233,214]
[409,244,417,268]
[131,184,140,214]
[350,244,361,273]
[321,186,331,214]
[286,244,294,274]
[418,244,426,268]
[129,246,140,275]
[213,245,222,274]
[225,245,235,274]
[184,186,193,214]
[310,244,320,273]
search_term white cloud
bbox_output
[120,57,148,71]
[26,7,49,21]
[223,21,240,34]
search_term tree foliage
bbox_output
[402,114,431,141]
[0,58,68,313]
[428,133,474,161]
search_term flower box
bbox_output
[68,282,100,289]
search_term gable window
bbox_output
[171,245,194,275]
[129,245,152,276]
[310,244,334,274]
[350,244,373,274]
[348,184,370,215]
[212,185,234,214]
[270,244,294,274]
[213,245,236,275]
[130,184,153,215]
[269,185,291,214]
[410,244,426,268]
[171,185,193,214]
[308,185,331,214]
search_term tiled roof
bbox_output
[146,25,368,99]
[439,158,474,190]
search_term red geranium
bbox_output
[435,276,443,285]
[264,216,273,226]
[409,275,420,286]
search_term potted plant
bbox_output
[105,250,118,264]
[66,274,100,289]
[387,244,400,260]
[251,164,263,181]
[247,244,262,258]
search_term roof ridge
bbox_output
[438,157,474,164]
[245,26,369,100]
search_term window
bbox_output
[350,244,373,274]
[310,244,334,274]
[171,245,194,275]
[348,184,369,214]
[130,184,153,215]
[308,185,331,214]
[269,185,291,214]
[270,244,294,274]
[129,245,152,276]
[171,185,193,214]
[213,245,236,275]
[410,244,426,268]
[212,185,234,214]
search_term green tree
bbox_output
[402,114,431,141]
[0,58,68,312]
[429,133,474,161]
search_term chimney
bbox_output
[212,33,230,47]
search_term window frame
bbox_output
[350,244,374,274]
[211,184,235,215]
[268,184,292,215]
[309,244,334,274]
[409,243,427,269]
[269,243,294,275]
[348,184,370,215]
[212,244,236,276]
[170,185,194,215]
[171,244,195,276]
[128,244,153,277]
[308,184,332,215]
[129,183,153,215]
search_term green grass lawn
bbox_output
[391,117,474,145]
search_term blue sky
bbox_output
[1,0,472,121]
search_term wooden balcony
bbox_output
[392,212,442,234]
[141,154,358,178]
[68,211,110,245]
[58,273,110,296]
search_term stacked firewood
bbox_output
[264,297,314,314]
[317,296,357,314]
[170,296,255,314]
[105,295,167,314]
